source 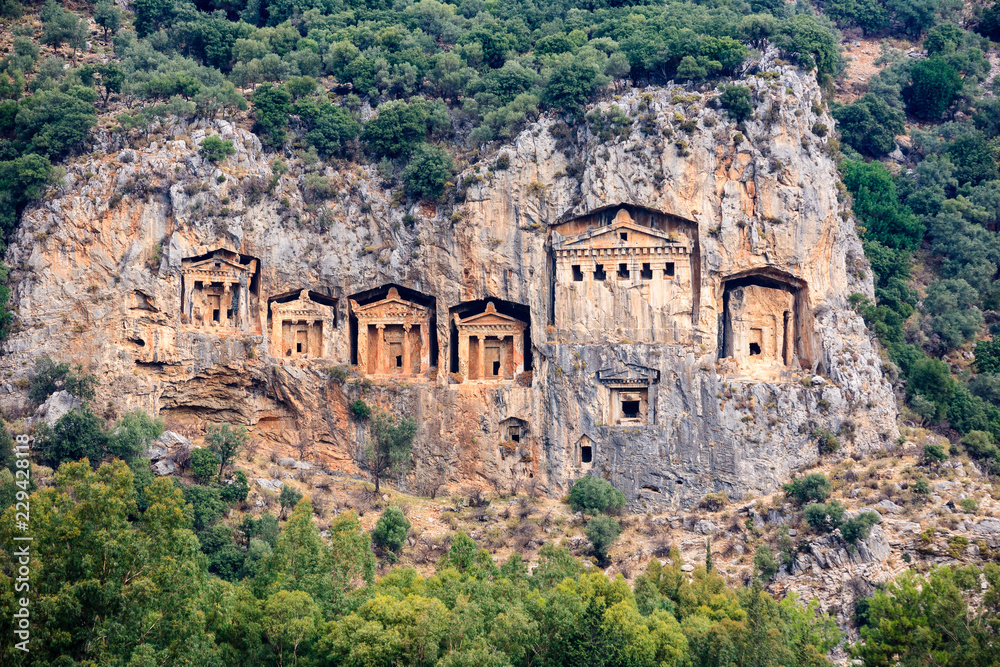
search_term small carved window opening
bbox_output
[664,262,675,278]
[581,444,593,463]
[510,425,521,443]
[622,400,640,419]
[572,265,584,281]
[619,232,628,240]
[297,342,303,353]
[594,264,606,281]
[213,309,220,322]
[641,263,653,279]
[396,355,403,367]
[749,342,761,356]
[227,309,233,320]
[617,263,630,279]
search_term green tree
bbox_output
[361,99,432,158]
[833,93,905,157]
[364,409,417,493]
[401,143,454,200]
[108,410,164,461]
[263,590,321,667]
[804,500,846,533]
[205,422,248,478]
[904,58,962,120]
[568,475,626,514]
[585,514,621,563]
[200,135,236,163]
[251,83,292,148]
[36,406,110,468]
[15,88,98,159]
[191,447,221,483]
[754,545,779,581]
[94,0,122,39]
[279,483,304,515]
[783,473,832,505]
[372,505,411,558]
[542,58,602,115]
[720,84,753,123]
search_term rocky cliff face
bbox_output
[1,66,898,509]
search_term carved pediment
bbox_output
[553,208,688,252]
[182,254,250,276]
[351,287,430,321]
[454,301,527,329]
[271,290,332,319]
[597,362,660,387]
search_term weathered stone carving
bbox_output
[351,287,432,377]
[575,435,595,469]
[720,272,818,375]
[269,290,335,359]
[500,417,528,443]
[597,363,660,426]
[552,208,694,344]
[181,250,260,333]
[453,302,528,382]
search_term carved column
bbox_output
[402,323,412,376]
[477,333,486,381]
[357,322,368,371]
[513,329,525,376]
[222,283,232,327]
[183,277,195,321]
[457,325,470,380]
[376,324,386,374]
[272,311,282,357]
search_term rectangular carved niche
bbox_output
[551,207,695,344]
[181,249,260,334]
[351,287,433,377]
[269,290,336,359]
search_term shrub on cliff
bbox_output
[199,135,235,163]
[719,84,752,123]
[904,59,962,120]
[36,406,109,469]
[832,94,905,157]
[205,422,247,478]
[364,409,416,493]
[190,448,219,483]
[783,473,831,506]
[568,476,625,515]
[372,505,410,559]
[402,143,454,200]
[585,514,621,563]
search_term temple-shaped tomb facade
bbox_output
[552,208,694,343]
[351,287,432,377]
[269,290,335,359]
[723,284,794,370]
[181,250,260,333]
[453,302,528,382]
[597,363,660,426]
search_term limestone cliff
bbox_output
[1,66,898,509]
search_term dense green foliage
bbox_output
[568,475,626,514]
[0,457,859,667]
[364,409,417,492]
[585,513,622,562]
[372,504,411,557]
[783,473,832,505]
[27,355,97,403]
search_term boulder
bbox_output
[33,391,82,426]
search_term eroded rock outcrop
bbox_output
[1,68,897,509]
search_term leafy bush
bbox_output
[107,410,164,461]
[699,491,729,511]
[960,497,978,513]
[841,511,880,545]
[585,514,621,562]
[183,483,226,530]
[783,473,831,505]
[279,484,303,513]
[350,400,371,421]
[832,94,905,157]
[220,470,249,504]
[904,59,962,120]
[912,477,931,494]
[922,443,949,463]
[28,355,97,403]
[719,84,752,123]
[199,135,235,163]
[567,476,626,514]
[816,428,840,455]
[754,545,779,581]
[372,505,411,557]
[190,448,220,483]
[36,407,109,469]
[401,143,454,200]
[804,500,846,533]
